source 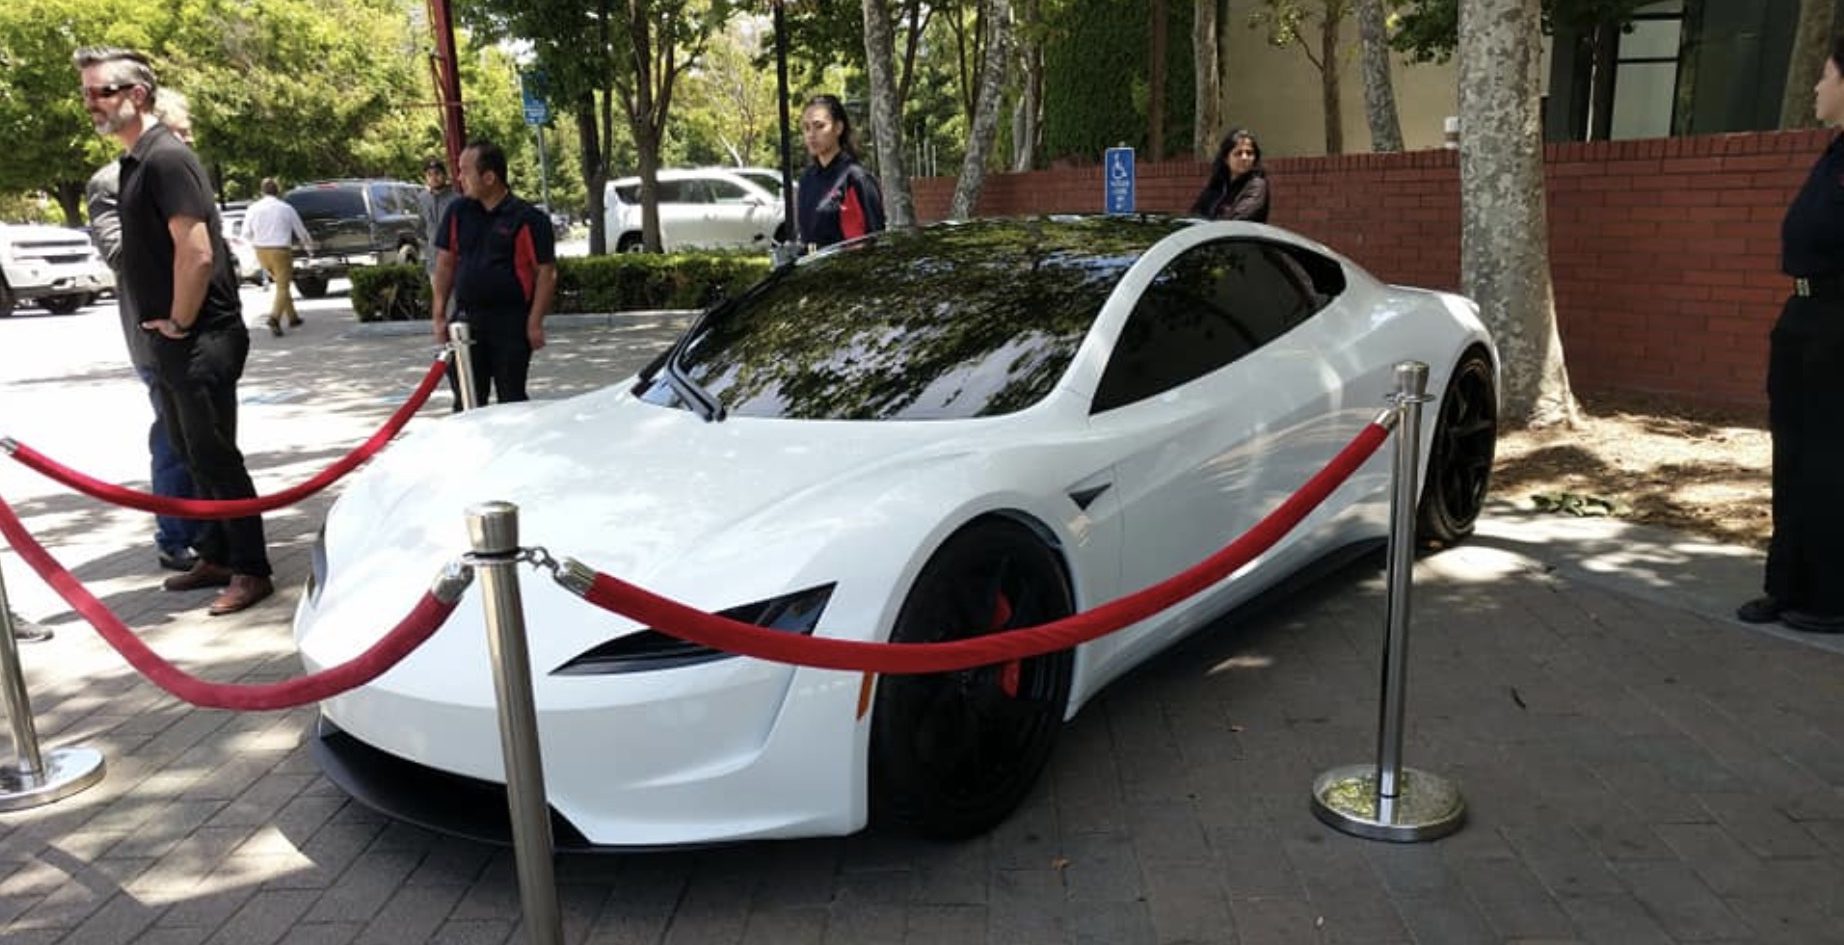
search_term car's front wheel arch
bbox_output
[869,513,1076,840]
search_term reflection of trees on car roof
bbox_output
[679,218,1186,421]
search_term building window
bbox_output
[1611,3,1686,140]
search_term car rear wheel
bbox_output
[617,233,645,253]
[296,274,330,298]
[396,244,419,266]
[1417,348,1497,547]
[40,294,86,315]
[871,518,1074,840]
[0,279,14,317]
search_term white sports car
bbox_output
[295,216,1498,847]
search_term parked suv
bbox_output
[283,179,426,297]
[604,167,787,253]
[0,223,113,316]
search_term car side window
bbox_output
[706,178,749,203]
[368,183,395,219]
[1092,240,1315,414]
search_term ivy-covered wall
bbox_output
[1042,0,1193,163]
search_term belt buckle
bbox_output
[1797,277,1813,297]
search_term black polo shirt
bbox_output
[435,193,555,322]
[116,123,242,332]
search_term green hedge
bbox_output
[349,253,775,323]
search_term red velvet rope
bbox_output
[4,356,450,519]
[579,422,1392,674]
[0,493,459,711]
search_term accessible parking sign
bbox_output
[1104,146,1135,214]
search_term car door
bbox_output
[1077,238,1362,685]
[702,176,769,249]
[655,179,706,250]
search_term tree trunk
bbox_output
[1355,0,1402,151]
[1012,0,1041,171]
[1459,0,1577,426]
[1320,7,1343,155]
[1781,0,1834,129]
[627,3,664,252]
[863,0,916,226]
[55,181,83,228]
[1193,0,1220,156]
[949,0,1011,219]
[577,92,607,256]
[1148,0,1167,159]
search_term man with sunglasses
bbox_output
[73,47,273,616]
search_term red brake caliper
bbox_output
[991,592,1020,698]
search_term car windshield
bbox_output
[668,217,1184,421]
[738,171,783,197]
[286,188,364,220]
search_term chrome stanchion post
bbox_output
[464,502,562,945]
[1311,361,1464,842]
[448,322,480,411]
[0,562,104,811]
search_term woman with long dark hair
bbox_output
[1189,128,1270,223]
[796,94,886,251]
[1737,34,1844,633]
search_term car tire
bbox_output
[617,233,645,253]
[396,244,420,266]
[1417,348,1497,547]
[40,294,85,315]
[296,275,330,298]
[0,279,15,317]
[871,518,1074,840]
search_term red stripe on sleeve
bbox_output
[514,224,537,303]
[840,185,866,240]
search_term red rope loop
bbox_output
[3,356,449,519]
[574,422,1392,675]
[0,493,462,711]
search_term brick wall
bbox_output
[912,129,1835,409]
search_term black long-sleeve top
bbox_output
[797,152,886,250]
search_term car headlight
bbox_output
[552,583,834,675]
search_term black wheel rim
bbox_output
[880,550,1069,813]
[1432,360,1497,523]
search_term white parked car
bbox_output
[296,216,1498,848]
[0,223,113,316]
[603,167,788,253]
[218,204,266,286]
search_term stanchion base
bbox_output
[1311,764,1464,842]
[0,747,106,812]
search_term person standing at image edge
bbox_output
[1190,128,1271,223]
[431,140,557,408]
[1736,33,1844,634]
[74,46,273,616]
[796,95,886,251]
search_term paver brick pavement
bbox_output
[2,293,1843,943]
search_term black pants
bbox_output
[1764,295,1844,616]
[447,315,533,411]
[150,328,272,577]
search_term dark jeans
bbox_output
[1764,295,1844,615]
[446,314,533,411]
[135,366,205,555]
[149,328,272,577]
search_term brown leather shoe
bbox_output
[286,315,303,327]
[163,560,233,592]
[208,575,274,616]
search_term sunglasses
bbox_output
[81,83,135,101]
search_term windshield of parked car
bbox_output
[665,217,1184,421]
[286,188,365,220]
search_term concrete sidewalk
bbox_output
[1,299,1841,944]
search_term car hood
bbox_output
[2,224,92,245]
[303,383,1025,672]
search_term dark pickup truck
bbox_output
[283,179,426,297]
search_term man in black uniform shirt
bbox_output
[75,47,273,615]
[1736,36,1844,634]
[431,140,557,407]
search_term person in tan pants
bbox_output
[238,178,315,335]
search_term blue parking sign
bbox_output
[1104,147,1135,214]
[520,71,549,125]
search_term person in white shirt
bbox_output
[238,178,315,336]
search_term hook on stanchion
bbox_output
[1311,360,1465,842]
[0,562,104,811]
[462,502,562,945]
[448,322,480,412]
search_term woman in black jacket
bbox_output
[796,94,886,250]
[1190,128,1270,223]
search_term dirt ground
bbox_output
[1491,391,1772,550]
